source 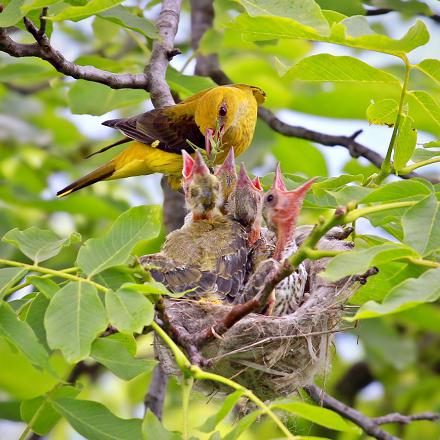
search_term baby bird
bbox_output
[228,163,263,246]
[214,148,237,214]
[263,164,315,315]
[181,150,222,221]
[141,152,248,301]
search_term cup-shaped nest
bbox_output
[153,226,357,400]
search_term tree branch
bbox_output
[0,2,182,92]
[304,384,439,440]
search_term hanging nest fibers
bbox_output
[152,226,360,401]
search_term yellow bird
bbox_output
[57,84,266,197]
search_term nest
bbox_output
[153,226,357,400]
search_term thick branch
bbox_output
[304,384,439,440]
[144,364,168,421]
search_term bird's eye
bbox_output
[219,103,227,117]
[266,194,275,203]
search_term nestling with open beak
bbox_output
[141,152,248,302]
[227,163,263,246]
[262,164,316,315]
[181,150,222,222]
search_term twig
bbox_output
[304,384,440,440]
[374,412,440,425]
[144,364,168,421]
[365,7,440,23]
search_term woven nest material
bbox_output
[153,226,357,400]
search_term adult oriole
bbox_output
[57,84,265,196]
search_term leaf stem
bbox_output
[344,201,416,223]
[4,267,78,297]
[398,156,440,174]
[182,376,193,440]
[376,56,411,183]
[402,257,440,268]
[0,259,106,292]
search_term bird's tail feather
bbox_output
[57,162,115,197]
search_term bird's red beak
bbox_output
[252,176,263,191]
[273,162,287,191]
[192,150,210,177]
[237,163,254,189]
[182,150,194,179]
[269,170,316,260]
[215,147,236,177]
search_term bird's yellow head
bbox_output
[194,84,266,146]
[182,150,222,221]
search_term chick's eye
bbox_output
[266,194,275,203]
[219,103,227,117]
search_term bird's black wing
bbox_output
[102,107,205,155]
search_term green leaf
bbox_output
[0,60,59,83]
[411,148,440,162]
[272,401,360,432]
[232,14,429,56]
[47,0,124,21]
[402,194,440,256]
[353,268,440,319]
[198,390,244,432]
[409,90,440,132]
[316,0,364,15]
[236,0,330,34]
[2,227,80,264]
[0,401,22,421]
[28,276,60,299]
[91,336,156,380]
[67,80,147,116]
[285,54,399,83]
[105,288,154,334]
[0,267,27,299]
[98,6,157,38]
[393,115,417,171]
[44,282,107,362]
[0,302,50,370]
[0,0,25,26]
[223,410,263,440]
[142,410,182,440]
[21,0,62,14]
[366,99,399,126]
[359,319,416,369]
[361,180,431,203]
[51,398,143,440]
[21,386,79,435]
[122,281,189,298]
[322,244,417,281]
[0,337,57,399]
[76,205,161,277]
[166,68,216,99]
[349,252,427,304]
[416,59,440,84]
[25,293,50,349]
[272,137,328,177]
